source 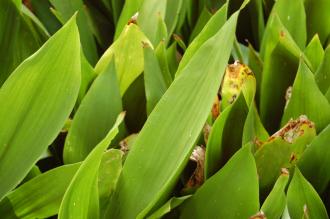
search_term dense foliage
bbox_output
[0,0,330,218]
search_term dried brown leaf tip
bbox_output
[203,123,211,144]
[284,86,292,109]
[220,61,254,108]
[186,146,205,188]
[128,12,139,25]
[281,168,289,176]
[250,211,267,219]
[269,115,315,144]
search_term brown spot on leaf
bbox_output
[128,12,139,24]
[281,168,289,176]
[250,211,267,219]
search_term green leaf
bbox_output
[315,46,330,94]
[137,0,167,46]
[205,93,248,178]
[188,7,212,43]
[155,41,173,86]
[63,59,123,164]
[164,0,183,38]
[272,0,306,49]
[176,3,227,76]
[0,163,80,219]
[304,0,330,44]
[98,149,124,214]
[30,0,61,34]
[0,0,47,85]
[0,15,81,200]
[281,61,330,132]
[58,113,124,219]
[259,14,305,132]
[181,147,259,218]
[143,44,168,115]
[287,168,328,219]
[298,125,330,193]
[113,0,143,40]
[242,104,269,147]
[304,35,324,73]
[95,24,151,95]
[148,196,191,219]
[261,170,290,219]
[105,12,239,219]
[255,117,316,192]
[50,0,98,65]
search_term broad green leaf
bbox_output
[137,0,167,46]
[304,35,324,72]
[246,0,265,47]
[0,0,47,85]
[281,61,330,132]
[105,12,239,219]
[58,113,124,219]
[95,24,151,95]
[0,163,80,219]
[63,59,123,164]
[304,0,330,44]
[181,147,259,218]
[114,0,143,40]
[144,45,168,115]
[255,117,316,192]
[315,46,330,94]
[205,93,248,178]
[287,168,328,219]
[247,43,263,103]
[0,16,81,200]
[50,0,98,65]
[259,15,304,132]
[261,170,290,219]
[176,3,227,76]
[272,0,306,49]
[298,125,330,193]
[148,196,191,219]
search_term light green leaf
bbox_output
[0,163,80,219]
[176,3,227,76]
[298,125,330,193]
[95,24,151,95]
[0,16,81,200]
[137,0,167,46]
[114,0,143,40]
[148,196,191,219]
[105,12,239,219]
[181,146,259,219]
[188,7,212,43]
[304,35,324,73]
[287,168,328,219]
[261,170,290,219]
[58,113,125,219]
[281,61,330,132]
[144,44,168,115]
[64,58,123,164]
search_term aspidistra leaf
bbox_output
[106,12,239,219]
[0,15,81,200]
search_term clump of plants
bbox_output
[0,0,330,218]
